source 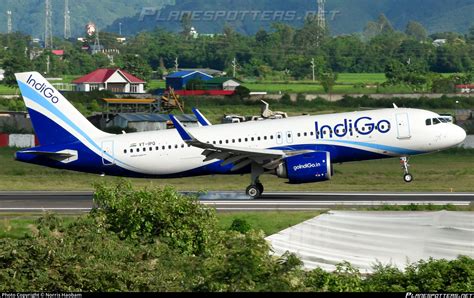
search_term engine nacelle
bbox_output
[276,151,332,184]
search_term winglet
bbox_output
[169,114,193,142]
[192,108,212,126]
[393,103,399,109]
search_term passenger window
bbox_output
[124,149,127,154]
[156,146,159,151]
[264,136,267,140]
[162,146,165,150]
[175,145,178,149]
[304,132,307,137]
[130,149,134,153]
[168,145,171,149]
[245,138,248,142]
[258,137,261,141]
[310,132,314,136]
[219,140,223,144]
[297,133,301,137]
[239,138,242,142]
[270,135,274,140]
[149,147,152,151]
[181,144,185,148]
[251,137,255,141]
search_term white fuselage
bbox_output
[97,108,466,176]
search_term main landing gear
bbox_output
[400,156,413,183]
[246,163,265,199]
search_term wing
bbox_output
[169,114,313,171]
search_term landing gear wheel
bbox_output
[256,183,264,195]
[404,173,413,183]
[246,185,261,199]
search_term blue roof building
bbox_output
[166,70,213,90]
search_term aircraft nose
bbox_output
[451,125,467,146]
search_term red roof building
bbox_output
[455,84,474,94]
[72,68,146,94]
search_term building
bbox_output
[165,70,213,91]
[432,39,447,47]
[179,68,226,77]
[73,68,146,93]
[204,77,241,91]
[110,113,198,132]
[455,84,474,94]
[0,69,4,81]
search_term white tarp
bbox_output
[266,211,474,273]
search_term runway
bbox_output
[0,191,472,213]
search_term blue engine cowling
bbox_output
[276,151,332,184]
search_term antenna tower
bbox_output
[317,0,326,29]
[64,0,71,39]
[45,0,53,49]
[7,11,12,34]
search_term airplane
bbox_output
[13,72,467,198]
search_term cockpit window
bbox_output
[432,118,441,125]
[439,118,448,123]
[425,119,432,126]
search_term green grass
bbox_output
[0,147,473,192]
[0,84,18,95]
[217,211,324,236]
[0,211,323,239]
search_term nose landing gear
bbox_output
[400,157,413,183]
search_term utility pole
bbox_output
[311,58,316,82]
[119,22,122,36]
[232,57,237,77]
[45,0,53,49]
[93,26,101,54]
[174,57,179,72]
[64,0,71,39]
[7,11,12,34]
[46,55,50,74]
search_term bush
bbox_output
[229,218,252,233]
[92,180,218,256]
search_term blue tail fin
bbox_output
[15,72,109,145]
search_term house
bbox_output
[204,77,241,91]
[0,69,4,81]
[110,113,198,132]
[165,70,213,91]
[455,84,474,94]
[432,39,447,47]
[72,68,146,93]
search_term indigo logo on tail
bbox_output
[26,74,59,104]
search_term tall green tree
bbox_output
[117,54,152,81]
[405,21,428,41]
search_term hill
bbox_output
[0,0,172,38]
[107,0,474,35]
[0,0,472,37]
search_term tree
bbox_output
[467,25,474,44]
[405,21,428,41]
[2,53,32,87]
[320,72,338,94]
[117,54,152,81]
[181,13,192,38]
[377,14,395,34]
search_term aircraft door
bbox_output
[395,113,411,139]
[101,141,115,165]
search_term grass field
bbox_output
[0,211,323,239]
[0,147,473,192]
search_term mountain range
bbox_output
[0,0,473,38]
